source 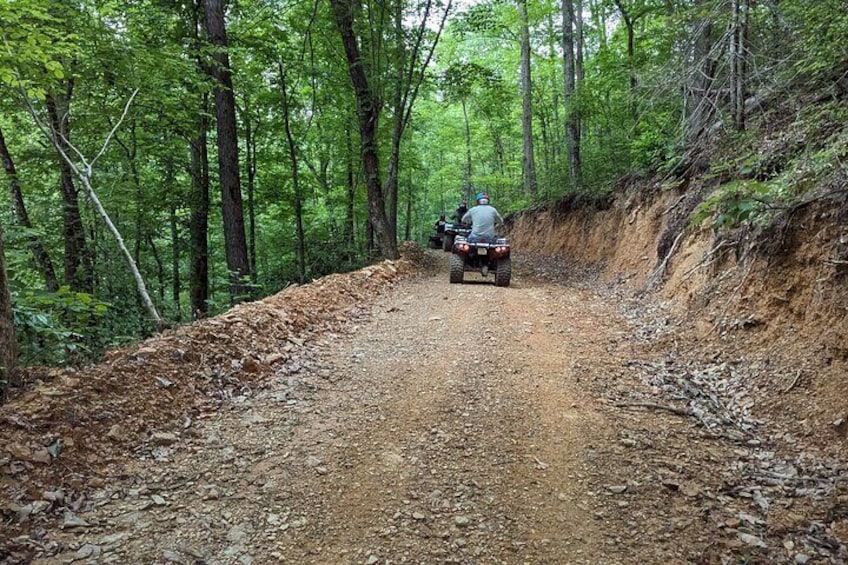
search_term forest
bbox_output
[1,0,846,390]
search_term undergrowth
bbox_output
[691,98,848,233]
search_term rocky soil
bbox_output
[2,248,846,564]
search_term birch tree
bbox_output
[25,90,166,329]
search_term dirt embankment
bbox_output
[508,184,848,455]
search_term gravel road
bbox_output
[30,253,845,564]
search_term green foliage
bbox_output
[0,0,79,97]
[12,287,108,365]
[691,180,775,231]
[779,0,848,80]
[0,0,846,374]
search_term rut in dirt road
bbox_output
[36,256,694,564]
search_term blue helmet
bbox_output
[475,192,490,205]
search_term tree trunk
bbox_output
[330,0,398,260]
[0,125,59,291]
[612,0,637,123]
[366,219,375,257]
[189,111,210,320]
[46,89,92,292]
[279,63,307,283]
[244,94,258,282]
[405,171,414,241]
[190,6,210,319]
[547,12,561,164]
[204,0,251,297]
[576,0,584,85]
[0,219,17,394]
[385,0,406,240]
[562,0,582,190]
[539,111,551,193]
[344,125,356,255]
[729,0,748,131]
[491,126,506,176]
[461,98,473,199]
[147,233,165,302]
[170,203,182,322]
[519,0,538,195]
[684,0,719,150]
[576,0,584,149]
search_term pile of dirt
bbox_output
[0,253,423,536]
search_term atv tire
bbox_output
[449,253,465,284]
[494,257,511,287]
[442,234,455,252]
[428,237,440,249]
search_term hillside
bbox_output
[509,80,848,457]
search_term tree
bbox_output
[611,0,660,124]
[440,62,504,199]
[46,85,95,292]
[683,0,720,153]
[0,0,92,292]
[278,62,307,282]
[519,0,538,194]
[562,0,582,189]
[385,0,452,236]
[25,90,166,328]
[329,0,398,259]
[0,218,17,394]
[729,0,750,131]
[0,125,59,291]
[204,0,251,295]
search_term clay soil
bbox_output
[2,242,846,564]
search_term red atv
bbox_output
[449,235,511,287]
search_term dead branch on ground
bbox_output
[681,239,738,282]
[648,230,685,290]
[782,370,803,394]
[614,401,693,417]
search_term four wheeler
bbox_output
[442,222,471,252]
[449,235,511,287]
[429,217,447,249]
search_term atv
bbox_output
[449,235,511,287]
[428,232,444,249]
[442,222,471,252]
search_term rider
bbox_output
[454,201,468,224]
[434,214,446,233]
[461,192,503,243]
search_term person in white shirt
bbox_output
[461,192,503,243]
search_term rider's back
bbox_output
[462,205,503,240]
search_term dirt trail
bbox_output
[14,252,847,564]
[24,257,628,564]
